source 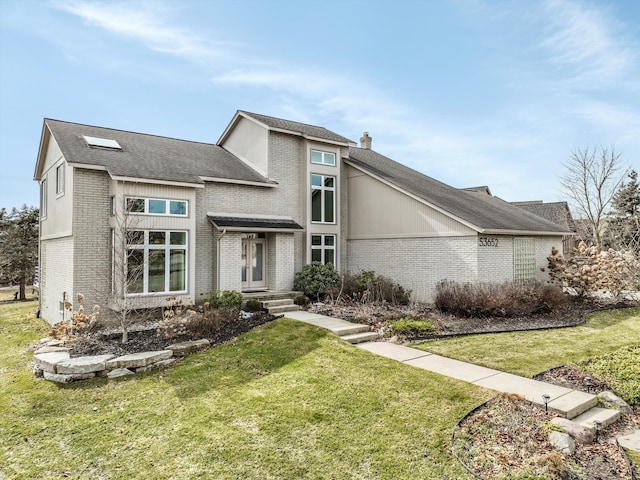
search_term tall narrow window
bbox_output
[311,174,335,223]
[55,164,65,195]
[40,179,47,219]
[311,234,336,265]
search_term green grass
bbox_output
[415,307,640,378]
[1,300,492,480]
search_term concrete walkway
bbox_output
[285,311,626,431]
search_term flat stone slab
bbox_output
[166,339,210,356]
[341,332,378,344]
[475,372,574,404]
[573,407,620,431]
[56,355,115,374]
[106,350,173,369]
[43,371,96,384]
[617,430,640,452]
[135,358,175,372]
[107,368,135,379]
[33,351,71,373]
[34,346,71,354]
[551,417,595,444]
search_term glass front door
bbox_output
[242,237,266,290]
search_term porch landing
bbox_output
[242,291,303,315]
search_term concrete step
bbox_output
[548,390,598,419]
[267,304,300,314]
[331,324,371,336]
[340,331,379,344]
[573,407,621,431]
[262,299,295,308]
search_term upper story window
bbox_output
[311,174,335,223]
[40,179,47,219]
[311,150,336,166]
[126,197,188,216]
[55,164,65,195]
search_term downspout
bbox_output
[216,228,227,291]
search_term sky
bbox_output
[1,0,639,213]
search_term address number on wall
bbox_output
[478,236,499,247]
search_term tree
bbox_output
[0,205,39,300]
[560,146,627,247]
[607,170,640,253]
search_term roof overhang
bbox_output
[207,212,304,232]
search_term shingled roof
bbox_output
[346,147,572,235]
[40,119,276,186]
[512,201,577,232]
[234,111,355,145]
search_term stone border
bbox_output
[33,339,210,384]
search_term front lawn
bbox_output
[1,301,491,480]
[415,307,640,377]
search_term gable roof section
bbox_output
[511,201,577,232]
[39,119,276,187]
[218,110,355,146]
[346,147,572,235]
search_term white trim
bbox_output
[347,232,473,240]
[109,175,205,188]
[199,176,278,187]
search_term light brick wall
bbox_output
[218,232,243,292]
[39,236,74,324]
[347,236,479,302]
[267,233,295,290]
[477,235,514,283]
[72,169,112,312]
[535,236,562,282]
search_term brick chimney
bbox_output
[360,132,371,150]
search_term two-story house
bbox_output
[34,110,571,324]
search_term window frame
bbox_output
[125,230,188,296]
[55,163,65,196]
[311,234,336,266]
[310,174,336,224]
[40,178,47,219]
[125,197,189,217]
[310,149,336,166]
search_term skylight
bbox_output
[83,135,122,150]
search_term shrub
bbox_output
[294,295,308,306]
[244,299,264,312]
[341,270,412,305]
[294,262,341,301]
[187,309,239,338]
[49,293,100,340]
[203,290,243,310]
[434,280,567,318]
[389,318,436,337]
[548,242,640,297]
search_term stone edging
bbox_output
[33,339,210,384]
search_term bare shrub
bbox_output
[49,293,100,340]
[340,271,411,305]
[435,280,567,318]
[187,309,239,338]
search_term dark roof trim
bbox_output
[208,213,304,232]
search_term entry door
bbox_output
[242,238,266,290]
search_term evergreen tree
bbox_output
[0,205,39,300]
[607,170,640,252]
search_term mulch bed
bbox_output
[67,312,279,357]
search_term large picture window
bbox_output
[126,197,188,216]
[126,230,187,295]
[311,174,335,223]
[311,234,335,265]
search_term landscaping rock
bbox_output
[549,431,576,455]
[134,358,176,373]
[165,339,210,356]
[34,345,71,354]
[33,351,70,373]
[107,368,135,379]
[550,417,595,444]
[598,391,632,414]
[56,354,115,374]
[106,350,173,369]
[43,371,96,384]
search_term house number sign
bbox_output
[478,236,499,247]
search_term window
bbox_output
[311,234,335,265]
[83,135,122,150]
[40,179,47,219]
[55,164,64,195]
[311,149,336,166]
[513,237,535,283]
[126,197,188,216]
[311,175,335,223]
[126,230,187,295]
